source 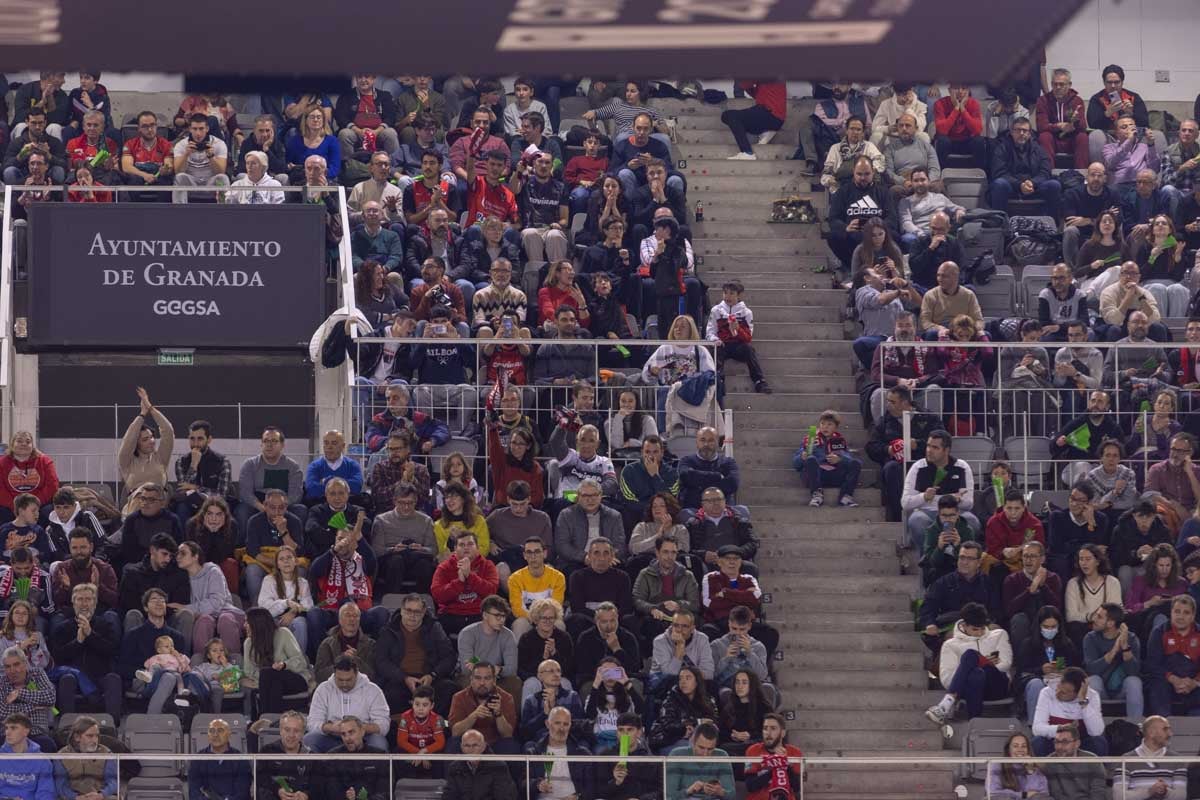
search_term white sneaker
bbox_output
[726,151,757,161]
[757,131,777,145]
[925,703,949,725]
[809,490,824,507]
[135,669,152,684]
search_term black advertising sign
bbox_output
[0,0,1084,85]
[26,203,326,349]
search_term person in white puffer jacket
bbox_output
[925,602,1013,724]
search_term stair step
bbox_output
[696,241,827,258]
[791,689,934,711]
[705,287,845,306]
[773,575,919,594]
[756,541,894,560]
[693,221,822,240]
[690,188,825,209]
[682,159,813,178]
[766,555,897,576]
[777,647,924,673]
[724,390,859,412]
[768,614,913,633]
[752,322,848,341]
[726,375,859,395]
[742,503,887,524]
[691,205,824,224]
[675,129,801,145]
[788,728,945,753]
[776,668,928,691]
[734,427,868,449]
[727,355,853,376]
[698,258,814,275]
[806,764,955,795]
[726,303,842,322]
[755,521,894,541]
[686,175,817,192]
[679,144,798,160]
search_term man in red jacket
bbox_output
[744,713,803,800]
[985,489,1046,576]
[701,545,778,656]
[430,532,499,636]
[1037,68,1089,168]
[933,83,987,169]
[721,80,786,161]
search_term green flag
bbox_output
[992,476,1005,508]
[618,732,630,769]
[327,510,349,531]
[933,466,947,489]
[804,425,818,457]
[1064,425,1091,452]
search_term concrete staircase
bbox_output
[661,97,955,797]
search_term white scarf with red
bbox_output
[319,553,372,610]
[0,565,42,599]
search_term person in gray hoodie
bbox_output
[176,540,245,660]
[303,655,391,752]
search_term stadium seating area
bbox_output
[7,64,1200,800]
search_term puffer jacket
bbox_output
[937,619,1014,688]
[649,685,717,752]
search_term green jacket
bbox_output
[633,561,699,617]
[666,745,735,800]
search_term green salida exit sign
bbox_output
[157,349,195,366]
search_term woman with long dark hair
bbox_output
[650,664,716,754]
[1125,543,1187,642]
[241,606,314,714]
[607,389,658,457]
[1074,209,1127,296]
[256,544,313,655]
[583,655,646,754]
[985,732,1049,799]
[718,669,769,756]
[1064,543,1121,647]
[432,482,489,558]
[353,259,407,328]
[487,423,544,508]
[1013,605,1079,720]
[185,496,240,594]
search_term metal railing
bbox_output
[881,338,1190,492]
[11,749,1200,800]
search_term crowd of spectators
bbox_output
[0,367,788,799]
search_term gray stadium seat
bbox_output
[429,436,479,475]
[121,713,183,778]
[1002,436,1055,489]
[125,777,185,800]
[973,264,1016,318]
[1168,715,1200,755]
[396,778,448,800]
[1028,490,1070,516]
[952,436,999,488]
[960,717,1027,781]
[56,712,116,732]
[1019,265,1055,315]
[667,434,698,459]
[189,713,248,754]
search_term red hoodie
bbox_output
[740,81,787,121]
[0,453,59,510]
[985,509,1045,565]
[934,95,983,140]
[430,553,499,617]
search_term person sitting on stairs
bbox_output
[792,409,861,508]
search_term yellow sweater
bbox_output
[508,565,566,618]
[433,515,490,557]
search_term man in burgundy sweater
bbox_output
[933,83,987,168]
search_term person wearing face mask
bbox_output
[1013,606,1080,721]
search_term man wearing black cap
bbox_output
[700,545,778,656]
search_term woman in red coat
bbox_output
[0,431,60,523]
[487,422,544,508]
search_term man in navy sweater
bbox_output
[188,718,251,800]
[678,426,741,512]
[920,541,994,653]
[612,113,685,199]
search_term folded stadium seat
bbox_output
[395,778,448,800]
[1018,264,1055,316]
[1166,715,1200,754]
[1001,436,1055,491]
[667,434,698,459]
[949,436,998,490]
[941,168,988,211]
[959,222,1007,272]
[559,96,592,121]
[124,777,185,800]
[1027,490,1070,518]
[959,717,1027,782]
[570,212,587,255]
[522,261,548,316]
[972,264,1016,318]
[249,712,282,751]
[429,436,478,475]
[121,713,183,778]
[188,713,248,754]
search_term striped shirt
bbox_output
[591,99,663,139]
[1117,745,1187,800]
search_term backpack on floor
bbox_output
[1105,718,1140,756]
